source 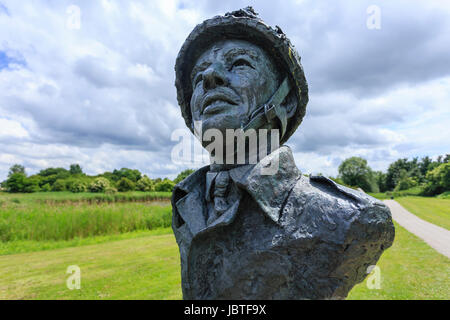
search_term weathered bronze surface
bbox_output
[172,7,395,300]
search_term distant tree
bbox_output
[419,156,433,177]
[153,177,162,184]
[38,167,69,177]
[8,164,25,177]
[117,177,136,192]
[385,158,416,190]
[69,180,87,193]
[136,176,154,192]
[112,168,142,182]
[394,169,417,191]
[155,179,175,192]
[69,164,83,175]
[4,173,27,193]
[423,163,450,196]
[23,175,42,193]
[89,177,111,193]
[174,169,195,184]
[338,157,378,192]
[38,168,70,187]
[52,179,66,192]
[373,171,388,192]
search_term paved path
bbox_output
[384,200,450,258]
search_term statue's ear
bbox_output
[282,88,298,119]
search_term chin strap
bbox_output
[242,76,291,139]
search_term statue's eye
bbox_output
[231,59,254,69]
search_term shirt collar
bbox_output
[228,145,301,223]
[173,145,301,228]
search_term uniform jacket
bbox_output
[172,146,395,299]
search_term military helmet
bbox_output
[175,7,308,144]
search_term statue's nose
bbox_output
[202,64,228,90]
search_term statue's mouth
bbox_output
[202,91,239,115]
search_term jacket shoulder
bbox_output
[280,175,393,242]
[308,175,382,206]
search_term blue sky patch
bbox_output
[0,2,10,16]
[0,51,26,70]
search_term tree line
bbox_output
[1,154,449,196]
[334,154,449,196]
[0,164,195,194]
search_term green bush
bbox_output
[423,163,450,196]
[394,176,417,191]
[89,177,111,193]
[174,169,195,184]
[52,179,66,192]
[437,191,450,199]
[4,173,27,193]
[69,180,87,193]
[136,176,154,191]
[338,157,378,193]
[155,179,175,192]
[117,177,136,192]
[105,186,118,195]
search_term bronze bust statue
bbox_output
[172,7,395,300]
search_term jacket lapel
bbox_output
[172,145,301,237]
[229,146,300,223]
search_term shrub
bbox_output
[136,176,154,191]
[105,186,118,195]
[174,169,195,184]
[89,177,111,193]
[394,176,417,191]
[69,180,87,193]
[52,179,66,192]
[338,157,378,192]
[4,173,27,193]
[41,183,51,192]
[423,163,450,196]
[155,179,175,192]
[117,177,136,192]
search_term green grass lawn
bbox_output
[395,196,450,230]
[0,229,181,300]
[348,221,449,300]
[368,186,424,200]
[1,221,448,299]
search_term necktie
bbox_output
[205,170,231,225]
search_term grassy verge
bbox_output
[0,228,173,256]
[0,191,171,205]
[395,196,450,230]
[348,221,449,300]
[0,202,172,242]
[368,186,424,200]
[0,221,448,299]
[0,232,181,300]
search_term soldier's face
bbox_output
[190,40,279,139]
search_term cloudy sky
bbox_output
[0,0,449,180]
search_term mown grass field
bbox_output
[0,192,448,299]
[348,221,449,299]
[0,228,181,299]
[395,197,450,230]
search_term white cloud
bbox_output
[0,118,29,138]
[0,0,449,181]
